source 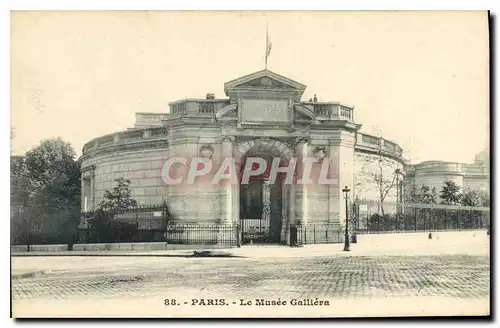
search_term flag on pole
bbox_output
[265,23,272,69]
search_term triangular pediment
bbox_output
[238,76,292,89]
[224,69,307,96]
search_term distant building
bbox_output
[404,148,490,198]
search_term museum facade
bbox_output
[79,69,489,244]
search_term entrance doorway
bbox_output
[240,179,283,244]
[235,140,294,245]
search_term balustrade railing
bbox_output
[356,133,403,158]
[199,101,216,114]
[150,127,168,137]
[339,105,353,119]
[123,131,143,143]
[308,103,354,121]
[361,134,380,146]
[313,104,332,117]
[170,102,187,116]
[83,127,170,154]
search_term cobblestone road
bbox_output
[12,255,489,301]
[11,232,490,317]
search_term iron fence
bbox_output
[77,223,238,246]
[11,206,80,246]
[295,224,345,245]
[77,204,239,246]
[354,200,490,234]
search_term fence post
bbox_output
[313,225,316,244]
[444,209,447,230]
[236,223,241,247]
[414,207,417,231]
[304,225,307,245]
[27,215,31,252]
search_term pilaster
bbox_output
[219,136,235,224]
[294,137,310,225]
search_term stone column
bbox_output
[328,142,340,225]
[219,136,235,225]
[280,183,289,243]
[329,131,356,229]
[294,137,310,225]
[231,142,243,227]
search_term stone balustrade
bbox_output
[305,102,355,121]
[169,99,231,116]
[355,132,404,159]
[135,113,170,127]
[82,126,169,155]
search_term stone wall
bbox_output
[405,161,490,198]
[81,148,170,208]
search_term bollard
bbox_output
[428,232,433,239]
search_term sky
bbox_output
[10,11,489,164]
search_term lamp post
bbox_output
[342,186,351,252]
[394,169,406,230]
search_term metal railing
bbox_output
[294,224,345,245]
[354,200,490,233]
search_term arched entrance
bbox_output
[234,138,295,244]
[239,153,285,244]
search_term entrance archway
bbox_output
[234,138,295,245]
[239,154,285,244]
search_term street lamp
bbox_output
[342,186,351,252]
[394,169,406,230]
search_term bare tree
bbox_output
[356,145,399,216]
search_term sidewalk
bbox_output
[10,230,490,259]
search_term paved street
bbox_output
[12,250,490,317]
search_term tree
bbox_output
[87,178,138,243]
[418,185,438,204]
[440,180,461,205]
[356,152,399,216]
[11,156,30,207]
[461,188,489,207]
[97,178,138,213]
[11,138,81,244]
[11,156,31,244]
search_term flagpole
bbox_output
[265,22,268,69]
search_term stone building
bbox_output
[80,69,488,244]
[403,148,490,199]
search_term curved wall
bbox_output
[412,161,464,192]
[405,160,490,198]
[82,147,170,208]
[82,128,408,210]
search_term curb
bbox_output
[11,251,245,258]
